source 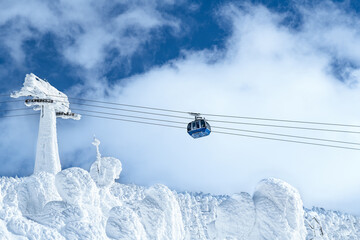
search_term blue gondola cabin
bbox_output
[187,118,211,138]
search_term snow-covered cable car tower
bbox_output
[11,73,80,175]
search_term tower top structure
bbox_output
[11,73,80,174]
[11,73,80,119]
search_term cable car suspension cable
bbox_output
[211,125,360,146]
[0,113,39,118]
[74,109,360,146]
[1,93,359,149]
[49,95,190,114]
[46,95,360,128]
[3,96,360,134]
[70,103,192,120]
[80,113,184,129]
[211,130,360,151]
[0,100,26,104]
[79,114,360,151]
[208,119,360,134]
[0,102,359,150]
[0,108,32,112]
[73,108,186,125]
[6,93,360,133]
[203,114,360,128]
[69,102,360,134]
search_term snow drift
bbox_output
[0,140,359,239]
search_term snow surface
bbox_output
[305,207,360,239]
[1,140,359,239]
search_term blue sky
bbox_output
[0,0,231,92]
[2,0,360,215]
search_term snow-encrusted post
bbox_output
[11,73,80,175]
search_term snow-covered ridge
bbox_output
[0,140,358,239]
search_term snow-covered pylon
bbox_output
[11,73,80,175]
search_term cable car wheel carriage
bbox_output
[187,113,211,139]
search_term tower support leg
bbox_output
[34,105,61,174]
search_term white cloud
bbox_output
[63,28,112,69]
[0,0,180,70]
[299,2,360,64]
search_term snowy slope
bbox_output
[305,207,360,239]
[0,145,359,239]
